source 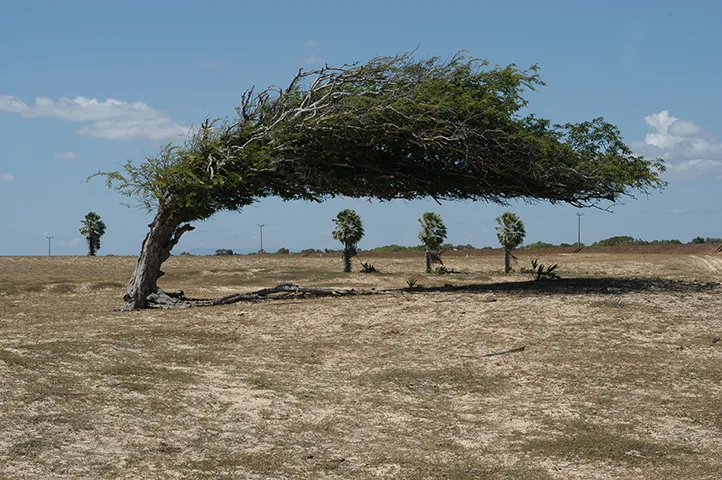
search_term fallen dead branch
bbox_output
[145,283,406,309]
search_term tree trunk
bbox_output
[425,250,432,273]
[88,237,95,256]
[504,247,511,273]
[122,205,194,310]
[343,248,352,273]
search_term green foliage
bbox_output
[79,212,106,256]
[496,212,526,249]
[214,249,234,256]
[275,247,290,254]
[299,248,323,255]
[418,212,447,251]
[332,209,364,257]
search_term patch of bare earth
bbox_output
[0,253,720,478]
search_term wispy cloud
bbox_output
[0,94,189,142]
[303,39,321,47]
[632,110,722,179]
[0,172,16,182]
[57,151,78,160]
[199,61,223,67]
[304,54,325,66]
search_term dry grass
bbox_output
[1,252,721,479]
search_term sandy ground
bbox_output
[0,252,721,479]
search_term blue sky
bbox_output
[1,0,721,255]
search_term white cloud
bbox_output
[57,151,78,160]
[632,110,722,179]
[304,54,325,66]
[0,172,16,182]
[199,61,223,67]
[303,39,321,47]
[0,94,188,142]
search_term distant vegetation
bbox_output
[591,236,682,247]
[690,236,722,244]
[200,236,721,256]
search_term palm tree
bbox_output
[332,209,364,272]
[80,212,107,256]
[418,212,447,273]
[495,211,525,273]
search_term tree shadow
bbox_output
[411,277,720,296]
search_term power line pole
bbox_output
[258,224,265,254]
[46,236,54,256]
[576,213,584,246]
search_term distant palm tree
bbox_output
[332,209,364,272]
[80,212,107,256]
[495,211,525,273]
[418,212,447,273]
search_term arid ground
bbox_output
[1,252,721,479]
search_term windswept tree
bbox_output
[332,209,364,272]
[419,212,447,273]
[495,212,525,273]
[96,51,664,309]
[79,212,106,256]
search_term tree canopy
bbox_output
[102,51,664,222]
[496,212,526,249]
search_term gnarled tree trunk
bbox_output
[122,205,194,310]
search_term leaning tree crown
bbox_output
[95,51,665,309]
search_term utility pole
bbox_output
[258,224,265,254]
[576,213,584,246]
[46,236,54,256]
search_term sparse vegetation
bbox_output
[405,276,420,288]
[359,261,378,273]
[529,259,559,280]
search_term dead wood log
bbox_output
[144,283,406,309]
